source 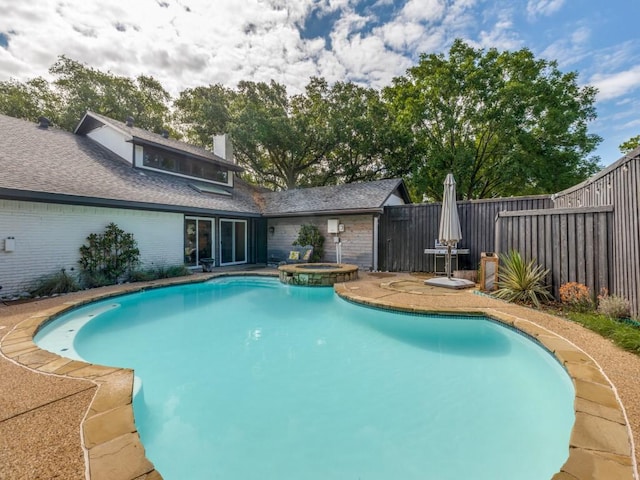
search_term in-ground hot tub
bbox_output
[278,263,359,286]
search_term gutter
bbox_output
[0,188,262,218]
[261,207,385,218]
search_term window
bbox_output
[143,145,228,184]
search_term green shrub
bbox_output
[293,224,324,262]
[493,250,552,307]
[597,293,631,319]
[31,268,80,296]
[128,269,156,283]
[79,270,114,289]
[156,264,191,279]
[129,264,191,282]
[79,223,140,284]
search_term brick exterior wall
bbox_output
[266,214,375,270]
[0,199,183,297]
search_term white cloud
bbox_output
[400,0,446,23]
[526,0,565,20]
[477,15,522,51]
[328,10,412,88]
[377,21,426,52]
[590,65,640,101]
[539,25,591,68]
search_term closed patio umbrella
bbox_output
[425,173,474,289]
[439,173,462,280]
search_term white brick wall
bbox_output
[0,199,183,296]
[267,214,375,269]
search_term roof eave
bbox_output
[262,207,384,218]
[0,188,261,217]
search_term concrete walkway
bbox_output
[1,271,638,479]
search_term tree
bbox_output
[226,79,333,190]
[0,57,172,133]
[320,81,390,184]
[50,56,171,132]
[0,77,60,123]
[173,84,234,147]
[619,135,640,154]
[384,39,601,200]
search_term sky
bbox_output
[0,0,639,166]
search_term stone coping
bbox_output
[277,262,359,274]
[1,272,637,480]
[278,263,359,286]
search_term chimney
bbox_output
[125,116,135,127]
[161,129,169,139]
[38,116,50,129]
[213,134,234,163]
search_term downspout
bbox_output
[373,214,379,271]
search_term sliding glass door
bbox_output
[220,219,247,265]
[184,217,213,267]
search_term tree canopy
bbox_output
[0,56,171,133]
[0,41,602,198]
[619,135,640,154]
[384,39,601,200]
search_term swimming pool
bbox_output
[35,277,575,479]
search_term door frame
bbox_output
[184,216,215,267]
[219,218,248,266]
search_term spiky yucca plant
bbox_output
[494,250,552,307]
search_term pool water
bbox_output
[36,277,574,480]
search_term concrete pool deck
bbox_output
[0,270,638,479]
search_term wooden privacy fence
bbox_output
[552,151,640,317]
[495,206,614,299]
[378,196,552,272]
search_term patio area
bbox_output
[1,270,638,479]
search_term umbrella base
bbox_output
[424,277,475,290]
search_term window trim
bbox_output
[138,145,233,187]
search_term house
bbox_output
[0,113,410,297]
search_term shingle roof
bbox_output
[0,114,410,217]
[0,114,261,216]
[76,111,243,172]
[258,178,410,216]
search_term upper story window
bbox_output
[142,145,228,184]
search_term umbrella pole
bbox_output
[446,244,452,280]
